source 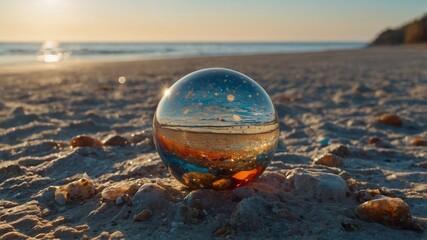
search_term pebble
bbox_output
[133,209,152,222]
[378,114,402,127]
[326,144,350,158]
[367,137,393,148]
[285,169,348,201]
[101,182,139,201]
[318,138,331,147]
[351,84,371,94]
[375,89,387,97]
[103,135,129,147]
[115,196,125,205]
[411,137,427,146]
[132,183,172,215]
[183,189,234,211]
[11,106,25,116]
[230,196,272,231]
[313,153,343,167]
[70,135,102,148]
[355,197,417,229]
[54,176,96,205]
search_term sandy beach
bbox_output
[0,47,426,239]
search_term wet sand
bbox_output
[0,47,426,239]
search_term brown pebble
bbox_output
[411,137,427,146]
[368,137,381,144]
[101,182,139,201]
[133,209,152,222]
[355,197,413,229]
[313,153,343,167]
[55,177,96,205]
[326,144,351,158]
[280,95,292,102]
[378,114,402,127]
[103,135,129,147]
[70,135,102,148]
[96,86,111,91]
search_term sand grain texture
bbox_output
[0,47,426,239]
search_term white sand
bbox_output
[0,47,426,239]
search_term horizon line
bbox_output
[0,40,369,44]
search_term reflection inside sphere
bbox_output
[153,68,279,189]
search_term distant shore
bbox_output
[2,44,425,75]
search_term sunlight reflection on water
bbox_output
[36,41,71,63]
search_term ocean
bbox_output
[0,42,366,66]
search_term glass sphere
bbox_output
[153,68,279,190]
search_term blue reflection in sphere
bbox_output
[153,68,279,189]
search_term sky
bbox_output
[0,0,426,42]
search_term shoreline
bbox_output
[1,44,426,75]
[0,47,367,75]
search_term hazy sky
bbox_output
[0,0,426,42]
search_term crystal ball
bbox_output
[153,68,279,190]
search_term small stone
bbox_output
[355,197,414,229]
[115,196,124,205]
[285,169,348,201]
[183,189,234,211]
[54,176,96,205]
[367,137,381,144]
[367,137,393,148]
[67,178,96,200]
[411,137,427,146]
[70,135,102,148]
[230,196,272,231]
[11,106,25,115]
[318,138,331,147]
[96,86,111,91]
[132,183,172,215]
[351,84,371,94]
[378,114,402,127]
[326,144,350,158]
[103,135,129,147]
[133,209,152,222]
[101,182,139,201]
[313,153,343,167]
[375,89,387,97]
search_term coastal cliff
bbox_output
[371,13,427,45]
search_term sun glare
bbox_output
[41,54,61,63]
[164,88,171,97]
